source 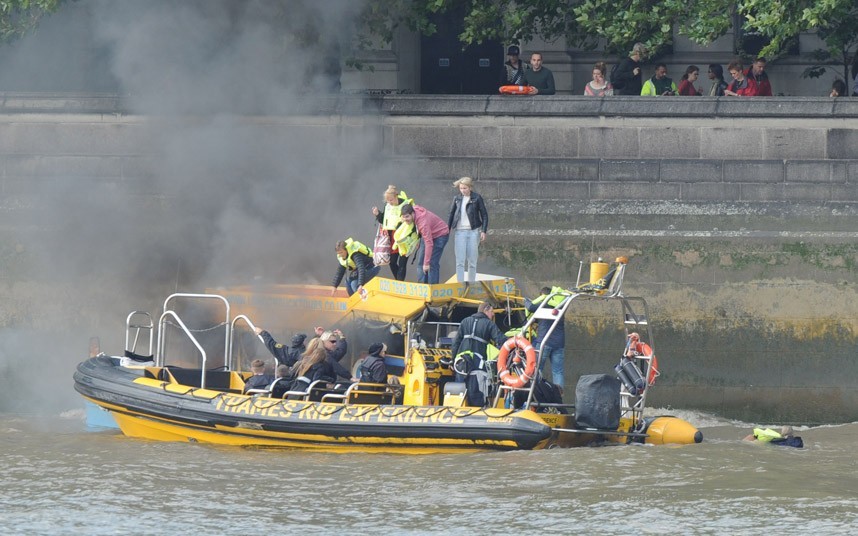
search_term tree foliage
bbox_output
[0,0,63,42]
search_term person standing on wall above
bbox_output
[451,301,507,407]
[584,62,613,96]
[372,184,412,281]
[746,57,773,96]
[677,65,703,96]
[399,203,449,285]
[527,52,555,95]
[707,64,728,96]
[724,60,758,97]
[447,176,488,285]
[500,45,527,86]
[332,238,380,297]
[641,63,677,96]
[611,42,647,96]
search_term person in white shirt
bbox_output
[446,176,489,284]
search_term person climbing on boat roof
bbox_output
[744,425,803,448]
[451,301,507,407]
[360,342,388,384]
[254,327,306,367]
[243,359,275,393]
[332,238,380,297]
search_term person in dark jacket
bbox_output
[500,45,527,86]
[527,52,555,95]
[270,364,292,398]
[359,342,388,384]
[611,42,647,96]
[332,238,380,296]
[526,286,567,394]
[746,57,773,96]
[254,327,306,367]
[287,338,337,391]
[451,301,507,406]
[707,64,728,96]
[447,176,489,284]
[243,359,275,393]
[317,327,355,381]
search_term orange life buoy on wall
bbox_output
[496,336,538,388]
[499,85,537,95]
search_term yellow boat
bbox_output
[74,258,701,452]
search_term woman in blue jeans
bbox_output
[447,177,489,284]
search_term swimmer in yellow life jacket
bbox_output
[744,425,803,448]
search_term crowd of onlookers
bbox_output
[501,42,857,97]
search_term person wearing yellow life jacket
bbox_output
[372,185,413,281]
[331,238,379,297]
[392,218,420,265]
[526,286,568,394]
[744,425,803,448]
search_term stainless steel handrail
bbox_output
[156,310,208,388]
[229,314,266,371]
[162,293,230,369]
[125,311,153,357]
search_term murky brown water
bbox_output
[2,408,857,535]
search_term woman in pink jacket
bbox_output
[400,203,450,284]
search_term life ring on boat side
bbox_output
[499,85,537,95]
[496,336,537,388]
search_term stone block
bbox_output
[380,95,490,116]
[831,184,858,202]
[700,128,763,159]
[828,129,858,159]
[681,182,741,202]
[740,183,783,202]
[785,161,839,183]
[723,161,783,183]
[639,128,700,158]
[4,155,122,178]
[600,97,719,117]
[388,157,477,181]
[501,126,578,157]
[391,126,451,156]
[578,127,639,158]
[832,98,858,116]
[0,122,154,156]
[477,158,539,181]
[538,159,600,181]
[764,128,826,159]
[716,97,835,117]
[590,182,680,200]
[449,127,502,157]
[782,183,832,202]
[498,181,590,201]
[600,159,660,182]
[660,159,723,182]
[486,96,603,116]
[848,162,858,184]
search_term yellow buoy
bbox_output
[590,260,609,284]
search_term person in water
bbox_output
[744,425,803,448]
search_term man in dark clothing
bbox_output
[611,42,647,96]
[500,45,527,86]
[360,342,388,384]
[451,301,507,406]
[527,52,555,95]
[254,327,306,367]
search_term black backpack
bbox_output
[513,377,565,413]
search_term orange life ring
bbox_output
[496,336,538,388]
[499,85,537,95]
[629,340,659,386]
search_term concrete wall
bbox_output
[3,93,858,423]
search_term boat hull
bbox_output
[74,356,552,453]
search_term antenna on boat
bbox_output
[505,277,511,325]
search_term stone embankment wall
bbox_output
[2,93,858,422]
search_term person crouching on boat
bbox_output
[744,425,803,448]
[451,301,507,406]
[254,327,306,367]
[332,238,380,297]
[360,343,388,384]
[243,359,275,393]
[399,203,450,285]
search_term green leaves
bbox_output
[0,0,62,43]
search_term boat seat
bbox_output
[443,382,467,407]
[282,379,326,401]
[348,382,398,405]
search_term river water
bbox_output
[2,408,857,535]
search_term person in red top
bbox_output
[746,57,773,96]
[677,65,703,96]
[400,203,450,284]
[725,60,758,97]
